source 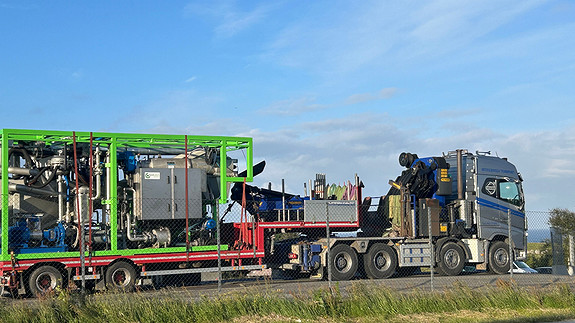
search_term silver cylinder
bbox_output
[457,149,464,200]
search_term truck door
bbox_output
[477,176,525,251]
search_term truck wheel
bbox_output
[438,242,465,276]
[105,261,137,291]
[328,244,358,281]
[489,241,511,275]
[28,265,64,296]
[364,243,397,279]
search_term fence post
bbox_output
[326,201,331,288]
[508,209,513,280]
[569,235,575,276]
[217,204,222,293]
[428,206,434,292]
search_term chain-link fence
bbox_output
[0,185,570,296]
[0,130,572,298]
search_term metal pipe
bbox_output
[457,149,464,200]
[508,209,513,280]
[91,146,102,200]
[7,167,39,177]
[185,135,190,263]
[282,179,286,221]
[78,186,90,224]
[428,206,434,291]
[105,150,111,223]
[8,183,59,196]
[123,188,152,243]
[58,175,65,222]
[125,212,151,242]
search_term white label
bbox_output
[144,172,161,180]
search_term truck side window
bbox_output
[482,178,523,207]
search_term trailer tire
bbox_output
[329,244,358,281]
[489,241,511,275]
[438,242,465,276]
[28,265,64,296]
[364,243,397,279]
[105,261,137,291]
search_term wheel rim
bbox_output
[444,248,461,269]
[111,268,132,287]
[373,251,390,271]
[35,272,58,292]
[493,248,509,267]
[334,252,352,273]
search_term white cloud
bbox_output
[71,69,83,80]
[262,1,548,75]
[258,97,328,116]
[184,76,197,83]
[185,1,275,38]
[241,112,575,217]
[344,87,398,105]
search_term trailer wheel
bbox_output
[28,265,64,296]
[364,243,397,279]
[329,244,358,281]
[105,262,137,291]
[438,242,465,276]
[489,241,511,275]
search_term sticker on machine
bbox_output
[144,172,161,180]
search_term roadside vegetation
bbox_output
[2,280,575,323]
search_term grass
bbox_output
[2,280,575,322]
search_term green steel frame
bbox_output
[0,129,253,262]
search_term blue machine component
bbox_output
[117,151,138,173]
[230,181,311,219]
[301,243,322,271]
[7,217,68,254]
[403,154,451,207]
[258,195,308,213]
[203,218,217,231]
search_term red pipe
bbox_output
[184,135,190,263]
[88,132,93,264]
[72,132,81,232]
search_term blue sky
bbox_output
[1,1,575,224]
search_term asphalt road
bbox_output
[133,272,575,300]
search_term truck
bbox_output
[0,129,526,296]
[233,149,526,280]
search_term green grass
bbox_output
[2,280,575,323]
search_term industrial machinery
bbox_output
[0,129,526,297]
[0,129,258,296]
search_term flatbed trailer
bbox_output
[0,129,267,295]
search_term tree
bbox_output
[548,208,575,235]
[525,239,552,268]
[548,208,575,271]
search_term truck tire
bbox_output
[328,244,358,281]
[28,265,64,296]
[364,243,397,279]
[105,261,137,291]
[489,241,511,275]
[437,242,465,276]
